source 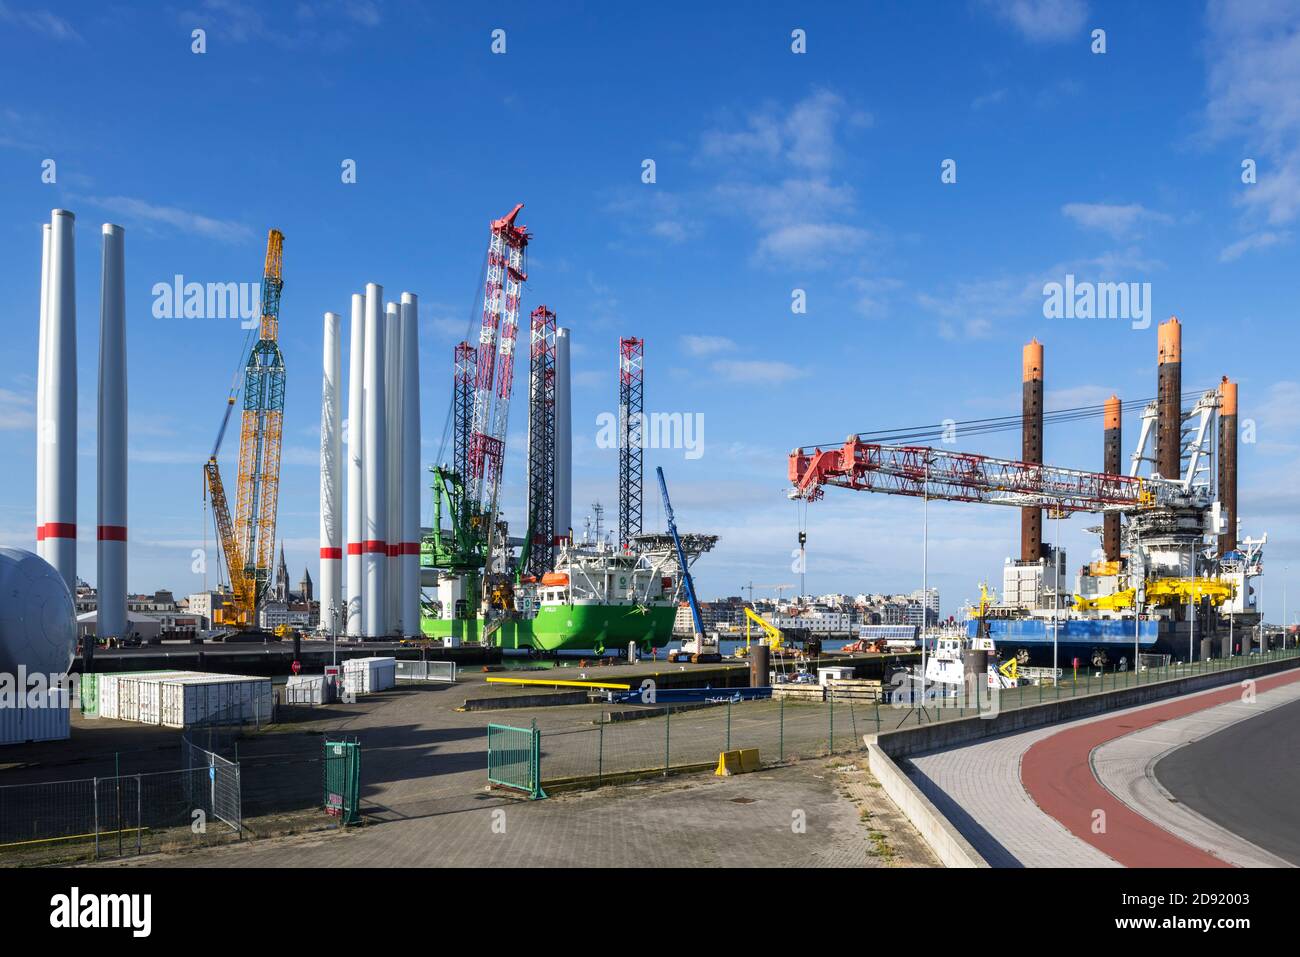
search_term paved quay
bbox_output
[906,669,1300,867]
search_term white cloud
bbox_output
[1062,202,1172,238]
[971,89,1008,110]
[424,312,473,341]
[0,1,82,42]
[0,388,35,431]
[76,195,253,244]
[1045,384,1117,408]
[1219,229,1290,262]
[701,91,875,269]
[606,189,695,246]
[982,0,1089,43]
[711,359,807,384]
[681,335,737,357]
[754,222,872,269]
[1205,1,1300,231]
[185,0,382,48]
[701,89,869,173]
[917,248,1161,340]
[847,277,903,318]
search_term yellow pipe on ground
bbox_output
[484,676,632,690]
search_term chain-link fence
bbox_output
[182,731,242,833]
[0,723,369,864]
[536,697,872,788]
[0,765,240,864]
[523,646,1300,791]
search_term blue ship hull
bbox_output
[967,617,1158,647]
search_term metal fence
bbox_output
[396,660,457,683]
[510,646,1300,791]
[182,731,242,834]
[534,698,863,789]
[487,722,546,799]
[0,724,371,863]
[0,765,240,863]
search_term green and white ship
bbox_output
[421,531,717,654]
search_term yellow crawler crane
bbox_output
[203,229,287,630]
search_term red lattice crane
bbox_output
[788,439,1182,513]
[468,204,530,515]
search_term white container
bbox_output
[285,674,330,705]
[97,670,197,721]
[817,666,855,687]
[342,656,395,694]
[0,688,71,745]
[159,675,273,729]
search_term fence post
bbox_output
[597,714,604,788]
[874,701,880,733]
[93,776,99,860]
[850,699,859,745]
[726,699,732,752]
[779,697,785,762]
[664,707,671,775]
[529,719,543,800]
[136,774,142,855]
[829,694,835,753]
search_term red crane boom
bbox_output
[788,439,1178,513]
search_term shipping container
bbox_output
[0,688,71,745]
[284,674,330,705]
[97,670,197,721]
[342,656,395,695]
[158,676,273,729]
[92,671,270,727]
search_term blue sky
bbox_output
[0,1,1296,622]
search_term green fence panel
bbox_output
[487,722,546,800]
[323,739,361,824]
[80,673,99,716]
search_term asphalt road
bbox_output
[1155,696,1300,866]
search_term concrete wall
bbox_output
[867,653,1300,867]
[866,741,988,868]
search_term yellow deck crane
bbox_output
[203,229,287,632]
[735,606,786,657]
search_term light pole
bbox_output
[1053,508,1061,685]
[920,455,929,711]
[329,600,339,668]
[1134,593,1141,682]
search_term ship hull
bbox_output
[530,603,675,652]
[421,603,676,653]
[968,617,1159,649]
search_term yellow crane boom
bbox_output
[204,229,287,630]
[742,606,785,654]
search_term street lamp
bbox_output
[919,454,929,713]
[329,599,339,668]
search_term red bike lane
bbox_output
[1020,667,1300,868]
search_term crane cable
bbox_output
[428,244,490,527]
[801,388,1214,451]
